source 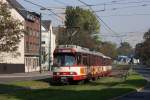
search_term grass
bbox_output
[112,64,131,70]
[0,71,147,100]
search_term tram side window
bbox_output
[103,59,106,66]
[102,58,104,66]
[87,55,90,66]
[77,55,82,65]
[91,55,94,65]
[83,56,88,66]
[94,56,96,66]
[100,57,102,65]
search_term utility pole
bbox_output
[48,24,51,71]
[66,27,80,45]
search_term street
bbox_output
[0,71,52,83]
[116,65,150,100]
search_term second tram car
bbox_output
[52,45,112,83]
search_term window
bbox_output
[42,41,45,44]
[25,58,27,66]
[36,59,38,67]
[83,55,88,66]
[77,55,82,65]
[65,55,75,66]
[54,54,76,66]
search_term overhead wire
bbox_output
[100,13,150,17]
[45,4,150,15]
[78,0,119,35]
[44,0,150,9]
[23,0,65,22]
[95,3,150,12]
[22,0,149,34]
[22,0,150,16]
[90,0,150,6]
[53,0,70,6]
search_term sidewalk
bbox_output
[0,71,52,83]
[0,71,52,78]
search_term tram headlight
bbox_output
[53,72,60,75]
[70,72,77,75]
[56,72,60,75]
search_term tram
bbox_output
[51,45,112,83]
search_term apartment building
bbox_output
[41,20,56,70]
[0,0,41,73]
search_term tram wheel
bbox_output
[92,76,98,81]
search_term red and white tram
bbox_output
[52,45,112,83]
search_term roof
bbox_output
[55,45,107,58]
[7,0,40,20]
[42,20,51,31]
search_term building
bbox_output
[41,20,56,70]
[0,0,41,73]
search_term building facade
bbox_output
[24,12,41,72]
[0,0,41,73]
[41,20,56,71]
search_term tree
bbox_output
[0,1,24,53]
[65,6,100,35]
[57,6,100,49]
[135,29,150,65]
[99,42,117,59]
[143,29,150,40]
[117,42,133,56]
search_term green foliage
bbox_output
[57,6,119,58]
[143,29,150,40]
[135,29,150,65]
[58,6,100,49]
[99,42,117,59]
[0,1,24,53]
[117,42,133,56]
[65,6,100,34]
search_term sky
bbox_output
[17,0,150,47]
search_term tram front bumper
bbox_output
[53,75,86,82]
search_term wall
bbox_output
[41,24,56,70]
[0,0,24,67]
[24,14,40,72]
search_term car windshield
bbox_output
[54,54,76,66]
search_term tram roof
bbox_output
[56,45,111,59]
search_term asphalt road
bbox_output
[0,71,52,83]
[117,65,150,100]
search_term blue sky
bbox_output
[17,0,150,47]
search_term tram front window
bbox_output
[54,54,76,66]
